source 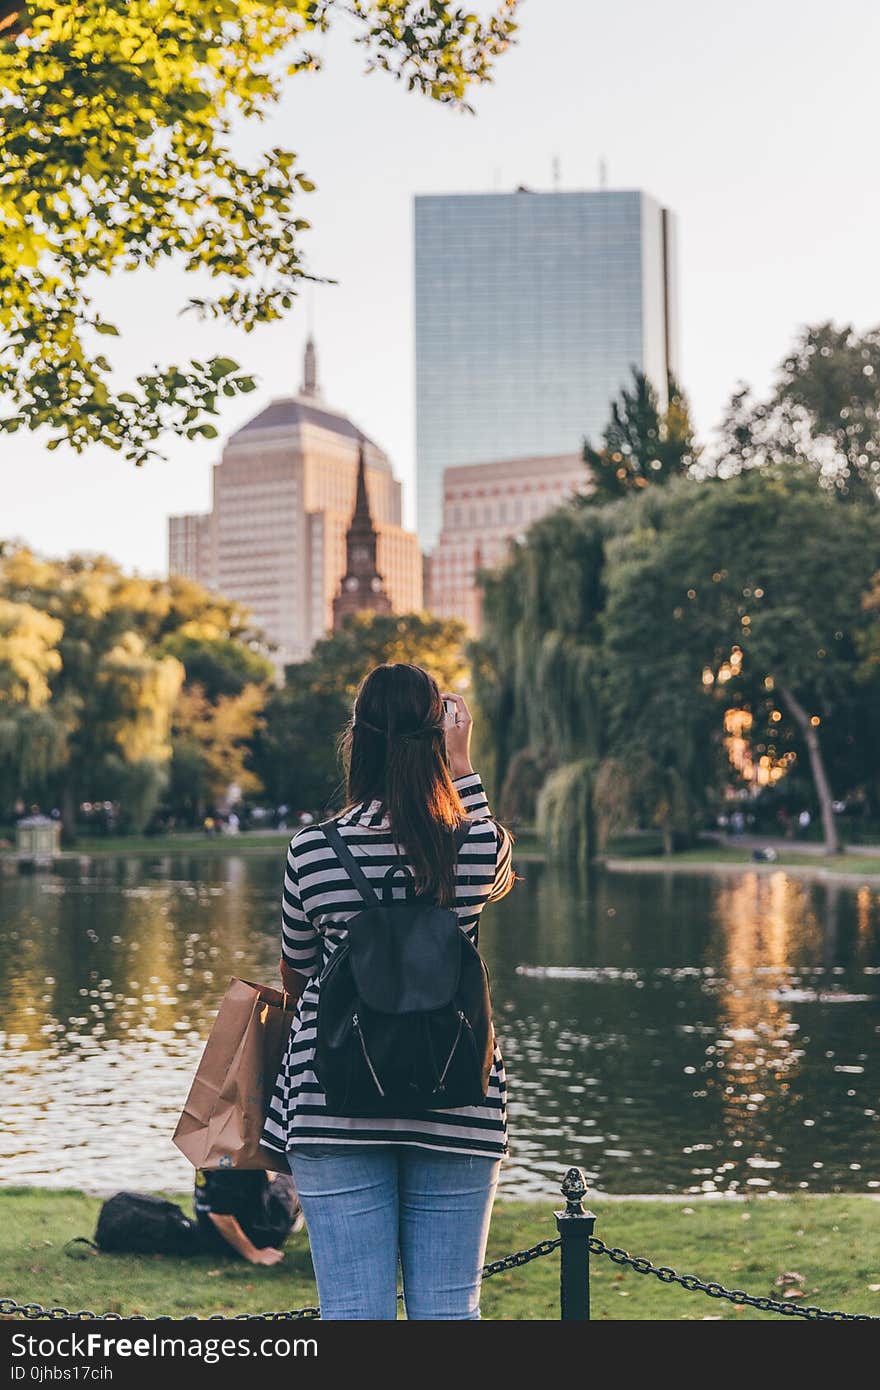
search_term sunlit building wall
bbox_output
[429,453,591,633]
[168,512,213,590]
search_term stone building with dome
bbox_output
[168,339,422,672]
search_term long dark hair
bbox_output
[339,663,466,905]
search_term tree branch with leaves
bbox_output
[711,321,880,501]
[0,0,518,463]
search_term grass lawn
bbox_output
[70,830,549,863]
[2,1190,879,1322]
[4,830,548,863]
[606,847,880,879]
[50,832,293,859]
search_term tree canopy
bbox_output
[0,544,271,834]
[602,469,880,851]
[0,0,518,462]
[582,369,699,503]
[714,321,880,501]
[475,468,880,863]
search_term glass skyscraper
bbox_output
[414,189,679,549]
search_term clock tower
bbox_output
[332,443,393,631]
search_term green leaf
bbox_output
[209,357,239,380]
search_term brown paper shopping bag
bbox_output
[173,977,295,1173]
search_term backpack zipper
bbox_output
[352,1012,386,1097]
[434,1011,465,1092]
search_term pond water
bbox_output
[1,853,878,1199]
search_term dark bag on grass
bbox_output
[314,819,494,1116]
[95,1191,199,1255]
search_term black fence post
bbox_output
[554,1166,596,1321]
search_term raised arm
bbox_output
[488,820,515,903]
[451,769,516,904]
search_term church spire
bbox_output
[301,334,319,398]
[332,442,392,631]
[354,439,370,519]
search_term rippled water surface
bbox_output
[1,853,878,1197]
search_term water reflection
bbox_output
[0,855,878,1196]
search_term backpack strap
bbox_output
[381,862,415,905]
[320,820,382,908]
[320,816,475,908]
[453,819,473,854]
[454,818,474,887]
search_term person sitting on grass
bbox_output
[194,1168,304,1266]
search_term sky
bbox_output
[4,0,880,572]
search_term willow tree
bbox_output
[474,504,607,868]
[0,597,66,805]
[0,544,282,830]
[0,549,189,833]
[476,466,880,867]
[93,631,185,831]
[170,681,265,823]
[0,0,518,462]
[0,596,61,705]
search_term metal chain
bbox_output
[4,1230,876,1322]
[588,1237,879,1322]
[481,1237,561,1279]
[0,1240,560,1321]
[0,1297,320,1321]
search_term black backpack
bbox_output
[94,1192,199,1255]
[313,820,494,1116]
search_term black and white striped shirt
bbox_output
[262,772,515,1159]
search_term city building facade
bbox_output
[429,453,591,633]
[168,340,422,671]
[168,511,213,590]
[414,187,679,549]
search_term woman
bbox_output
[261,662,515,1319]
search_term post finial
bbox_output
[560,1166,589,1216]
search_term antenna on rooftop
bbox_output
[552,155,561,190]
[598,157,608,189]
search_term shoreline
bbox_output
[603,855,880,887]
[3,1183,878,1204]
[5,834,880,887]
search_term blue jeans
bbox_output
[287,1144,501,1320]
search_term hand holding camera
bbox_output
[441,692,473,780]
